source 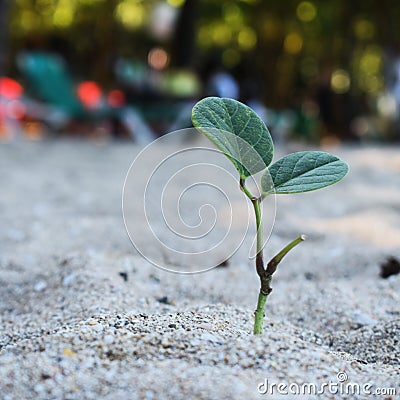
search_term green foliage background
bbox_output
[3,0,400,138]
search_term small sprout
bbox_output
[192,97,348,335]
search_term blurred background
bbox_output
[1,0,400,143]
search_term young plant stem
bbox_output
[252,194,269,334]
[240,178,306,334]
[254,234,306,334]
[240,178,269,334]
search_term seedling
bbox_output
[191,97,348,334]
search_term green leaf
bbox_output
[261,151,349,194]
[191,97,273,178]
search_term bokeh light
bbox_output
[0,77,23,100]
[223,3,244,26]
[115,0,145,30]
[296,1,317,22]
[20,10,40,32]
[211,24,232,46]
[377,93,397,118]
[52,9,73,28]
[237,27,257,50]
[76,81,102,109]
[107,90,125,108]
[331,69,351,94]
[166,0,185,7]
[148,47,169,70]
[354,45,383,93]
[353,18,375,40]
[284,32,303,54]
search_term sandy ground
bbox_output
[0,138,399,399]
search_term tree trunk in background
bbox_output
[0,0,10,74]
[93,0,118,86]
[172,0,198,68]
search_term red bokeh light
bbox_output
[76,81,102,109]
[107,90,125,108]
[0,77,23,100]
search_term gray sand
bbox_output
[0,140,399,399]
